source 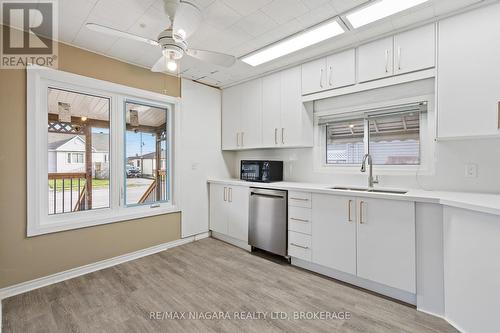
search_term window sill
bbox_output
[27,205,181,237]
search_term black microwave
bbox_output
[240,160,283,183]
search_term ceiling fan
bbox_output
[86,0,237,73]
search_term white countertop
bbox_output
[208,179,500,216]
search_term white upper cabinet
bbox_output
[301,49,356,95]
[301,58,328,95]
[224,66,312,150]
[358,36,394,83]
[281,67,312,147]
[312,194,357,275]
[437,4,500,139]
[221,85,241,150]
[356,197,416,293]
[240,79,263,148]
[394,24,435,75]
[326,49,356,89]
[262,72,282,147]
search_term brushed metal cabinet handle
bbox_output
[385,49,389,73]
[359,200,365,224]
[228,187,232,203]
[223,187,227,201]
[290,218,309,223]
[348,200,353,222]
[281,128,285,144]
[290,197,309,201]
[290,243,309,250]
[241,132,244,146]
[319,68,324,88]
[398,46,402,71]
[329,65,333,86]
[236,133,240,147]
[275,128,278,144]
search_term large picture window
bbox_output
[324,103,425,166]
[27,66,179,236]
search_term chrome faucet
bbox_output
[361,153,379,188]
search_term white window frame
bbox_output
[27,65,181,237]
[313,95,436,176]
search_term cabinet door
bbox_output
[262,73,282,147]
[358,37,394,83]
[221,86,240,150]
[209,184,227,234]
[356,198,416,293]
[326,49,356,89]
[240,79,263,148]
[281,67,310,147]
[394,24,435,75]
[312,194,357,275]
[437,4,500,138]
[301,58,327,95]
[226,186,249,242]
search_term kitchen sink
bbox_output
[330,187,408,195]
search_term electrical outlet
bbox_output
[465,163,478,178]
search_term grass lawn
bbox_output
[48,179,109,191]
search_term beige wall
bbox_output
[0,40,182,289]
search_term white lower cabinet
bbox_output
[356,197,416,293]
[209,184,249,242]
[312,194,357,275]
[295,193,416,294]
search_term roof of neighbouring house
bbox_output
[48,133,109,152]
[127,150,166,160]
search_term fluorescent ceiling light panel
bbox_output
[346,0,430,29]
[242,20,345,67]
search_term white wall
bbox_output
[233,79,500,193]
[179,79,235,238]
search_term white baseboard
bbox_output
[0,234,204,301]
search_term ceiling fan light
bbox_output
[241,19,345,67]
[166,60,178,72]
[345,0,430,29]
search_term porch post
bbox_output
[155,134,162,201]
[84,124,93,209]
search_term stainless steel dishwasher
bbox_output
[248,188,287,257]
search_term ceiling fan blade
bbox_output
[186,49,236,67]
[151,55,167,72]
[172,1,202,40]
[86,23,159,46]
[163,0,180,22]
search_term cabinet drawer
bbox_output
[288,206,312,235]
[288,191,312,208]
[288,231,312,261]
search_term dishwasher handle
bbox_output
[250,188,287,199]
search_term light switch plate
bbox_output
[465,163,478,178]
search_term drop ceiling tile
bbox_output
[87,0,152,32]
[234,10,278,37]
[128,6,171,41]
[296,3,338,29]
[330,0,369,14]
[210,25,253,53]
[204,1,242,30]
[73,28,120,54]
[221,0,273,16]
[301,0,332,10]
[261,0,309,24]
[58,13,86,43]
[186,23,221,50]
[58,0,97,21]
[106,38,146,62]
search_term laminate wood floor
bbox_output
[2,238,458,333]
